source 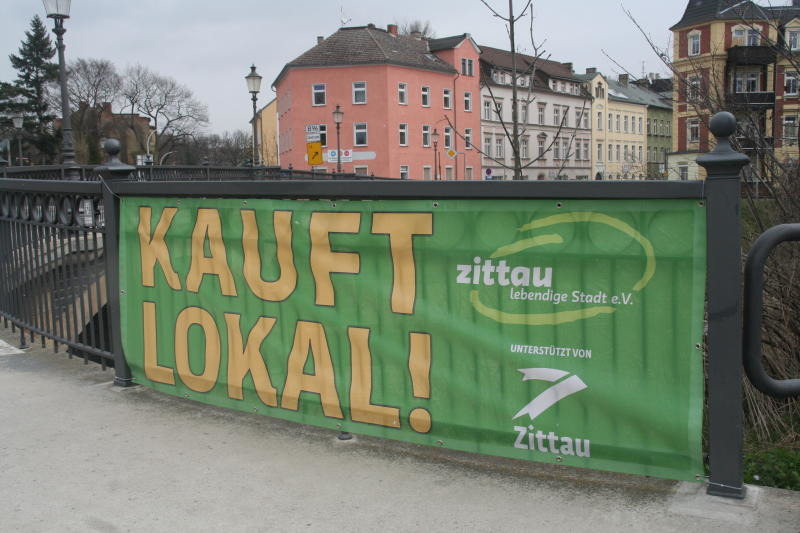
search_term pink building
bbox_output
[273,24,482,180]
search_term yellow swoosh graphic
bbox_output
[470,211,656,326]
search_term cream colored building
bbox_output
[256,98,279,166]
[578,70,649,180]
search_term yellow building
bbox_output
[669,1,800,180]
[255,98,279,166]
[578,70,649,180]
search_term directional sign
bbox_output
[305,125,321,143]
[306,141,323,165]
[446,149,458,159]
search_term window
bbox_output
[400,165,409,180]
[638,146,642,162]
[553,105,561,125]
[789,30,800,51]
[354,123,368,146]
[461,58,474,76]
[687,75,700,100]
[484,136,492,157]
[608,113,613,131]
[647,118,651,134]
[595,83,604,98]
[465,166,473,179]
[354,166,369,176]
[688,119,700,143]
[553,138,561,160]
[616,114,621,131]
[616,144,620,161]
[538,136,546,157]
[484,99,492,120]
[538,104,546,124]
[624,115,628,133]
[747,29,760,46]
[521,103,528,123]
[786,72,799,96]
[597,112,603,130]
[443,88,452,109]
[465,128,473,149]
[399,123,408,146]
[733,28,746,46]
[583,112,589,129]
[784,115,798,140]
[495,101,503,121]
[353,81,367,104]
[398,83,407,104]
[444,127,452,149]
[423,166,432,180]
[464,92,472,111]
[574,140,581,161]
[624,145,629,161]
[688,31,701,56]
[312,83,326,106]
[666,121,671,136]
[421,86,430,107]
[521,137,529,159]
[734,71,759,93]
[318,124,328,147]
[583,141,589,161]
[495,137,504,158]
[422,125,431,147]
[562,139,570,161]
[445,166,454,180]
[608,144,613,161]
[598,143,603,161]
[574,108,581,128]
[678,164,688,181]
[638,117,643,134]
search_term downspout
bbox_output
[453,70,460,179]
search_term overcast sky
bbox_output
[1,1,694,134]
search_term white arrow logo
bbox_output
[512,368,587,421]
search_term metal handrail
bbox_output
[743,223,800,398]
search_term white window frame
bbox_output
[461,58,474,76]
[422,125,431,147]
[495,137,504,158]
[312,83,326,106]
[789,29,800,51]
[783,115,798,141]
[399,123,408,146]
[398,82,408,105]
[423,166,432,180]
[352,81,367,104]
[354,165,369,176]
[688,119,700,143]
[484,136,492,157]
[399,165,409,180]
[421,86,430,107]
[354,123,368,146]
[443,88,452,109]
[688,30,701,56]
[465,128,473,149]
[444,166,453,180]
[483,99,492,120]
[444,127,452,149]
[464,91,472,112]
[786,71,799,96]
[465,166,473,179]
[538,103,546,124]
[521,136,529,159]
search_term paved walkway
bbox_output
[0,327,798,533]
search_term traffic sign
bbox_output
[307,141,323,165]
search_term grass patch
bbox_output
[743,447,800,491]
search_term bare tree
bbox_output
[120,64,209,159]
[396,19,436,38]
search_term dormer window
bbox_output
[788,29,800,51]
[688,30,701,56]
[732,26,760,47]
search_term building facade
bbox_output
[578,70,650,180]
[670,0,800,180]
[273,24,482,179]
[256,98,279,166]
[479,46,592,180]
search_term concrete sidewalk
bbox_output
[0,327,797,533]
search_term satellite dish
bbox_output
[340,6,351,26]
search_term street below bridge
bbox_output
[0,327,798,533]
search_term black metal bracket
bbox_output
[743,224,800,398]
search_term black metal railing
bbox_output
[0,179,112,366]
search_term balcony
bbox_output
[727,91,775,106]
[727,45,777,65]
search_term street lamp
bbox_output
[332,104,344,173]
[245,65,262,166]
[12,116,23,166]
[42,0,78,179]
[431,128,440,180]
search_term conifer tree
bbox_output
[7,15,59,162]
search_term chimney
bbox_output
[102,102,113,115]
[367,23,375,29]
[387,24,398,36]
[585,67,597,74]
[317,36,324,44]
[619,73,629,86]
[563,62,573,73]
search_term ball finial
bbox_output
[709,111,737,139]
[103,138,122,157]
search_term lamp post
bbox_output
[245,65,262,166]
[42,0,78,179]
[12,116,23,166]
[431,128,440,180]
[332,105,344,173]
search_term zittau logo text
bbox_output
[512,368,590,458]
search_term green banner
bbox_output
[119,197,706,481]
